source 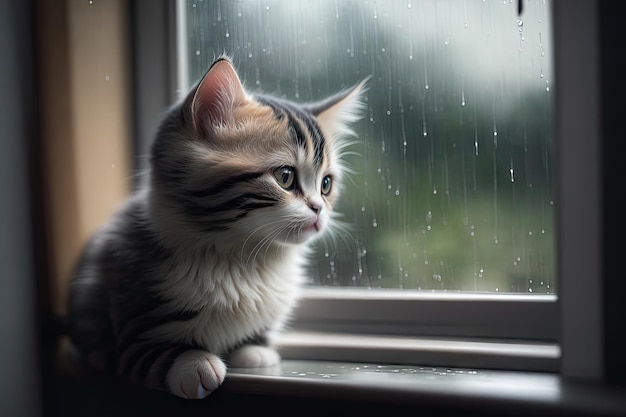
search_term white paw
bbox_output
[228,345,281,368]
[166,350,226,399]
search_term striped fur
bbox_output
[67,57,367,399]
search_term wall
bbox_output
[37,0,132,313]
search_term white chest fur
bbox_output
[147,245,306,354]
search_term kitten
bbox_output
[67,57,367,399]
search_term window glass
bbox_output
[185,0,555,293]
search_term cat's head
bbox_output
[150,56,367,251]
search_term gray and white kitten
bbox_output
[67,57,366,399]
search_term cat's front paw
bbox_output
[166,350,226,399]
[228,345,281,368]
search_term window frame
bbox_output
[131,0,609,378]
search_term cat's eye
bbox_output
[273,166,296,190]
[321,175,332,196]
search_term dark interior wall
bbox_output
[0,1,44,417]
[599,0,626,385]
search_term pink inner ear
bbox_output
[191,59,246,131]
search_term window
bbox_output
[182,0,556,294]
[128,0,619,381]
[133,0,559,372]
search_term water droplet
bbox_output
[104,75,110,81]
[225,32,230,38]
[386,110,391,115]
[195,50,201,56]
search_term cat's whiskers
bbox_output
[243,219,296,268]
[322,215,356,257]
[245,215,310,268]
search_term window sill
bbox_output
[226,359,626,417]
[52,339,626,417]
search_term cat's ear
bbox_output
[189,58,247,133]
[309,76,370,138]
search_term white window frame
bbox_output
[131,0,605,379]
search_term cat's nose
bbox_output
[308,200,322,214]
